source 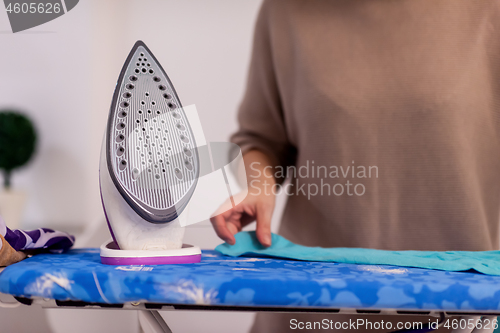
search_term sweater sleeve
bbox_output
[230,0,296,182]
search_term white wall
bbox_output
[0,0,271,230]
[0,0,93,229]
[0,1,290,332]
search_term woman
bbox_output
[211,0,500,331]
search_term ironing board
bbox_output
[0,249,499,333]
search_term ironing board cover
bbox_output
[1,249,500,312]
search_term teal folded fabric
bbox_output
[215,231,500,275]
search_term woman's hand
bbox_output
[210,149,278,247]
[210,187,275,247]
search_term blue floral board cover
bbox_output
[1,248,500,312]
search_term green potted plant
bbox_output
[0,110,37,229]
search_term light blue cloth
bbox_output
[215,231,500,275]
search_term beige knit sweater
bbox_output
[232,0,500,252]
[231,1,500,331]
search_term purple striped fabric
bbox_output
[0,215,74,253]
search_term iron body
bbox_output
[99,41,201,264]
